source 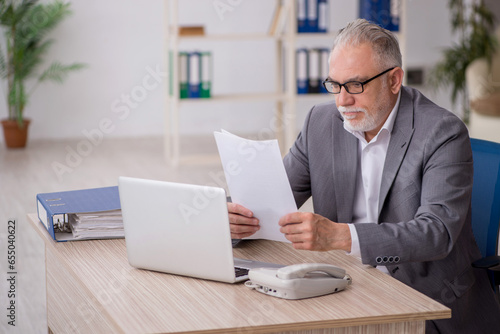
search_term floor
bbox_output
[0,136,232,334]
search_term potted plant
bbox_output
[428,0,497,124]
[0,0,85,148]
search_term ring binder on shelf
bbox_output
[296,48,309,94]
[188,51,201,98]
[297,0,307,33]
[359,0,400,32]
[307,0,318,33]
[308,48,320,94]
[200,51,212,98]
[317,0,328,33]
[179,52,189,99]
[319,48,330,93]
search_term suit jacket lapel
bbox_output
[378,87,415,215]
[332,112,358,223]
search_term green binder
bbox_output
[200,51,212,98]
[179,52,189,99]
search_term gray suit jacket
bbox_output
[283,86,500,333]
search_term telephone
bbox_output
[245,263,352,300]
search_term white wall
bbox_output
[0,0,455,143]
[0,0,165,142]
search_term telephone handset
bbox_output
[245,263,352,300]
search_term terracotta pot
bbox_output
[1,119,31,148]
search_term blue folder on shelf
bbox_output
[296,48,309,94]
[188,51,201,98]
[306,0,318,32]
[317,0,328,33]
[297,0,307,33]
[36,186,122,242]
[359,0,400,32]
[308,48,321,94]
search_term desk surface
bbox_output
[28,213,450,334]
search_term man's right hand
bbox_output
[227,202,260,239]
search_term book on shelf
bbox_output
[36,186,123,242]
[178,26,205,36]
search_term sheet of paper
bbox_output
[214,130,297,242]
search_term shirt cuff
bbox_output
[347,224,362,260]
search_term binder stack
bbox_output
[172,50,212,99]
[296,48,330,94]
[297,0,329,33]
[359,0,400,32]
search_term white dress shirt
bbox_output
[345,92,401,273]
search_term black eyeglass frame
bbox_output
[322,67,396,94]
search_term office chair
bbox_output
[470,138,500,296]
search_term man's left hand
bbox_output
[279,212,352,252]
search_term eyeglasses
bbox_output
[322,67,396,94]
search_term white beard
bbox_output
[338,92,392,133]
[338,106,379,132]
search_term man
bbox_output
[228,19,500,333]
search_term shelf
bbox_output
[295,32,338,38]
[174,33,277,41]
[165,0,407,165]
[176,93,287,104]
[174,32,338,41]
[296,93,332,100]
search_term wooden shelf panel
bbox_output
[175,93,287,103]
[172,33,277,41]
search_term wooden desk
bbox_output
[28,213,450,334]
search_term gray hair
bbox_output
[332,19,402,70]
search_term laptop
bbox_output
[118,176,283,283]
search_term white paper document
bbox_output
[214,130,297,242]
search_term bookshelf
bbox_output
[164,0,406,165]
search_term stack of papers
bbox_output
[214,130,297,242]
[69,210,124,240]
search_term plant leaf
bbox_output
[38,62,86,83]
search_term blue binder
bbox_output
[36,186,121,241]
[296,48,309,94]
[188,52,201,98]
[307,0,318,33]
[297,0,307,33]
[317,0,328,33]
[308,48,321,93]
[359,0,400,32]
[319,48,330,93]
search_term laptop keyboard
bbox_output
[235,267,249,278]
